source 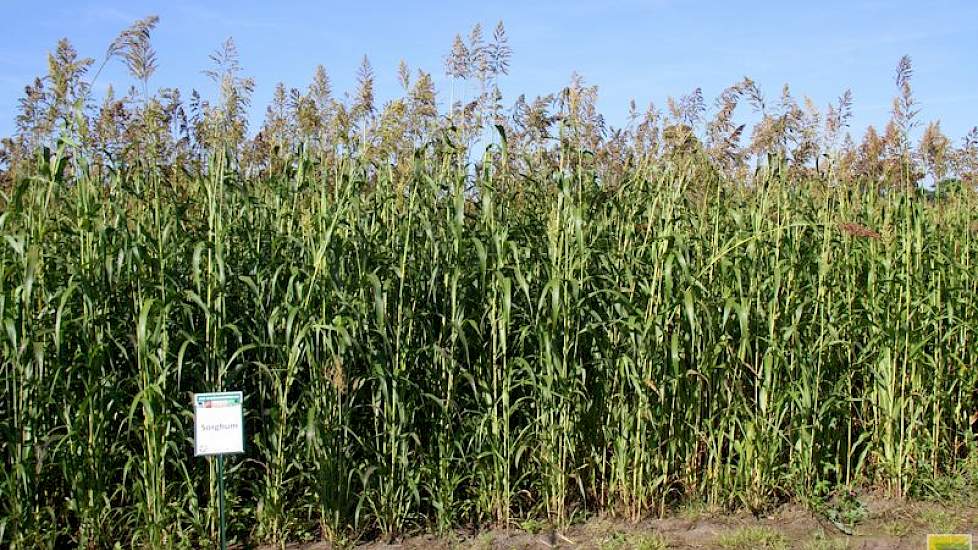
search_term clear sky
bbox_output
[1,0,976,141]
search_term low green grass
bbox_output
[716,526,788,549]
[802,530,850,550]
[599,531,668,550]
[920,508,961,534]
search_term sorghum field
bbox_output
[1,16,977,549]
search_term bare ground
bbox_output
[267,497,978,549]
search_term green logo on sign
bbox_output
[928,534,973,550]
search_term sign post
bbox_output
[194,391,244,550]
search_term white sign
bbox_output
[194,391,244,456]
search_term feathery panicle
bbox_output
[445,34,470,79]
[108,15,160,90]
[354,55,375,118]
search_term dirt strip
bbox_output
[271,497,978,550]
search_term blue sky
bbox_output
[1,0,976,141]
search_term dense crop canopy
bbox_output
[1,16,977,549]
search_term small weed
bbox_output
[802,529,849,550]
[817,490,867,535]
[676,499,711,521]
[914,454,978,504]
[600,531,668,550]
[474,532,494,550]
[880,518,913,537]
[920,508,959,533]
[519,518,547,535]
[716,526,787,549]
